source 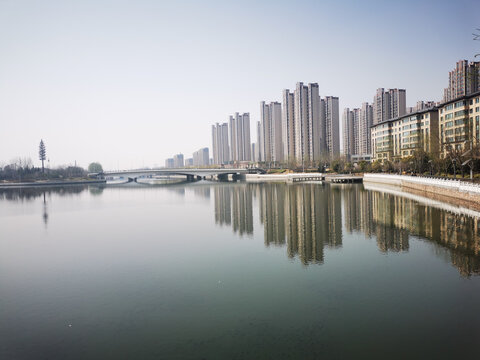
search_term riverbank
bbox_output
[0,179,106,189]
[364,173,480,211]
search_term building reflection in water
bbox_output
[211,182,480,276]
[213,183,342,265]
[214,184,253,236]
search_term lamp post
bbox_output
[452,158,457,179]
[428,160,433,176]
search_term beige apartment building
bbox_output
[438,91,480,157]
[371,108,439,163]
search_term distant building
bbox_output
[229,112,252,163]
[173,153,184,168]
[359,102,373,156]
[294,82,309,164]
[259,101,283,163]
[443,60,480,102]
[282,89,295,163]
[373,88,406,125]
[342,108,358,159]
[165,158,174,168]
[193,147,209,166]
[343,103,372,160]
[185,158,193,167]
[212,122,229,165]
[325,96,340,157]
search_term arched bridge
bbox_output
[95,168,259,182]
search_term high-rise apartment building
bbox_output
[211,122,229,165]
[343,108,354,158]
[260,101,283,163]
[282,89,295,162]
[256,121,261,162]
[443,60,480,102]
[342,108,359,159]
[373,88,406,125]
[325,96,340,157]
[308,83,323,162]
[229,112,251,163]
[294,82,309,164]
[359,102,373,155]
[343,104,372,159]
[259,102,270,162]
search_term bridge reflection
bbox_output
[211,182,480,276]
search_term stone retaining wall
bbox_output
[364,174,480,211]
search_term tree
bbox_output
[88,162,103,173]
[39,139,46,173]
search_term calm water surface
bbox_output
[1,182,480,359]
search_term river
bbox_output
[1,182,479,359]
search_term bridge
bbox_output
[95,168,254,182]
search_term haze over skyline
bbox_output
[1,0,479,170]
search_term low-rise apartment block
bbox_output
[372,108,439,163]
[438,91,480,157]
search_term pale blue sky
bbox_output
[0,0,479,169]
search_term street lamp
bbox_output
[452,158,457,179]
[428,160,433,176]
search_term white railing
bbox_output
[364,173,480,195]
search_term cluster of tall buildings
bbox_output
[257,83,340,166]
[211,82,340,167]
[343,88,407,161]
[211,113,252,165]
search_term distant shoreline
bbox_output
[0,179,106,189]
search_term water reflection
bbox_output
[214,185,253,236]
[42,192,48,227]
[212,182,480,276]
[0,185,88,201]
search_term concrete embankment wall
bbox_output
[364,174,480,211]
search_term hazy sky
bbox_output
[1,0,479,170]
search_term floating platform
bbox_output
[324,175,363,184]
